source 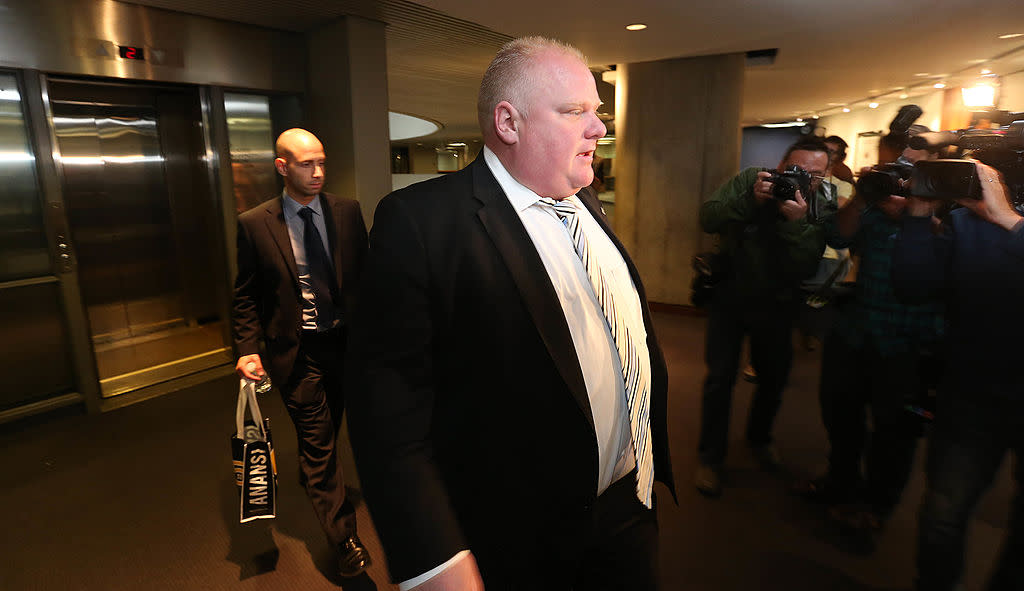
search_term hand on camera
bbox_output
[753,171,774,204]
[779,190,809,222]
[956,161,1022,231]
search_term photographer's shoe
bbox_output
[695,464,723,497]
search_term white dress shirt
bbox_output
[399,148,652,589]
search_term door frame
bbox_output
[16,70,100,414]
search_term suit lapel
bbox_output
[264,197,299,287]
[470,159,595,432]
[319,193,345,289]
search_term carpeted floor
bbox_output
[0,312,1012,590]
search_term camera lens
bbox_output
[772,178,797,200]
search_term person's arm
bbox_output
[1005,217,1024,259]
[345,194,469,583]
[699,168,763,234]
[955,161,1024,255]
[773,189,826,282]
[232,219,264,380]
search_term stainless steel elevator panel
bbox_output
[0,74,51,281]
[224,93,277,213]
[0,72,76,409]
[54,106,183,342]
[48,80,229,397]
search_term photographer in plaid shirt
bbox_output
[793,142,944,546]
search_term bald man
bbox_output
[232,128,371,578]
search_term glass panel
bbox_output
[224,93,276,213]
[0,281,74,409]
[0,73,49,281]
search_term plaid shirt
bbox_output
[833,208,944,356]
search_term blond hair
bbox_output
[477,37,587,136]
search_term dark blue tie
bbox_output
[297,207,337,330]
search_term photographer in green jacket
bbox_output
[695,136,837,496]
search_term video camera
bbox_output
[856,156,916,204]
[857,105,1024,207]
[911,116,1023,207]
[857,157,984,204]
[763,165,812,201]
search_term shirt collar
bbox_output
[281,190,324,219]
[483,146,550,213]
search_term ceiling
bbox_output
[128,0,1024,146]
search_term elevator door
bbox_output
[49,81,229,397]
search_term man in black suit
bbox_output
[232,128,370,578]
[347,37,675,590]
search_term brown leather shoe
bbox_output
[337,535,372,578]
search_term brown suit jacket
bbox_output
[232,192,368,383]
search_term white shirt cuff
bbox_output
[398,550,471,590]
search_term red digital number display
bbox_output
[118,46,145,61]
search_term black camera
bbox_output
[764,165,812,201]
[857,158,982,203]
[856,156,915,204]
[909,116,1024,209]
[909,160,982,201]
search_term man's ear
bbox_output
[493,101,519,146]
[274,157,287,176]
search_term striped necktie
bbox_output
[539,196,654,508]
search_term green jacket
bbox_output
[700,167,837,301]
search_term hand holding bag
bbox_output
[231,378,278,523]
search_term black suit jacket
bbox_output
[347,156,675,585]
[232,192,368,383]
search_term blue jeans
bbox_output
[916,393,1024,591]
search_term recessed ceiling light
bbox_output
[868,102,879,109]
[625,23,647,31]
[933,82,946,89]
[899,93,909,99]
[796,117,803,122]
[842,107,851,113]
[812,115,820,119]
[981,68,992,74]
[998,33,1023,39]
[761,121,808,128]
[914,72,930,77]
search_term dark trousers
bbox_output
[698,294,795,466]
[917,393,1024,591]
[818,336,921,516]
[280,327,356,546]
